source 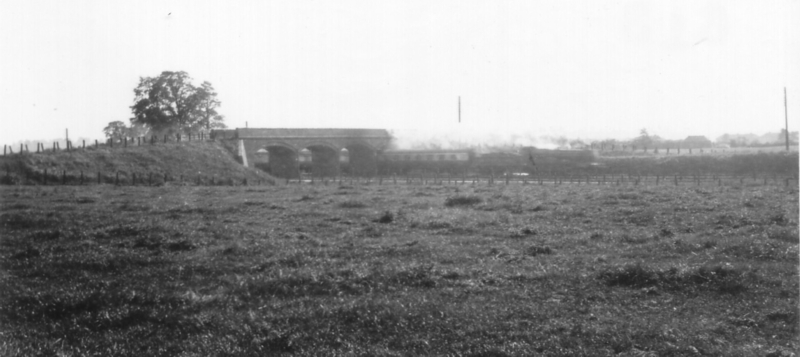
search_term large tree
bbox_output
[130,71,226,135]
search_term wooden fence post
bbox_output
[43,169,47,185]
[61,170,66,185]
[80,171,84,185]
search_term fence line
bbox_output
[279,173,798,188]
[1,166,797,189]
[2,132,216,156]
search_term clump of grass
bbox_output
[392,264,437,288]
[509,227,537,238]
[766,227,798,243]
[297,195,315,202]
[768,212,790,226]
[422,220,453,230]
[444,195,482,207]
[529,204,546,212]
[11,246,41,260]
[621,234,651,244]
[659,228,674,237]
[165,240,195,252]
[375,211,394,224]
[339,200,367,208]
[524,245,553,256]
[598,263,749,294]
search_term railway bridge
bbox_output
[213,128,392,178]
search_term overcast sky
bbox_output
[1,0,799,146]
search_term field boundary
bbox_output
[2,170,796,188]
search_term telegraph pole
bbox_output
[785,87,790,151]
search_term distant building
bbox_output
[683,136,713,149]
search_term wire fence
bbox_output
[4,168,794,188]
[2,132,215,155]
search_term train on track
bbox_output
[375,147,599,175]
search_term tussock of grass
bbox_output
[509,227,537,238]
[375,211,394,224]
[524,245,553,256]
[598,263,750,294]
[338,199,367,208]
[444,195,482,207]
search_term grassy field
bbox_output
[1,182,797,356]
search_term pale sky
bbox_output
[1,0,799,146]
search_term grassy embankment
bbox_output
[0,140,274,185]
[1,180,797,356]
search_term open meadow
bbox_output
[1,181,798,356]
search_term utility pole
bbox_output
[785,87,790,151]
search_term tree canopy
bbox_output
[130,71,226,135]
[103,121,128,141]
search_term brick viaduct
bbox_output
[213,128,392,178]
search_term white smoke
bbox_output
[387,127,584,152]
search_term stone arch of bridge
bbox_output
[238,131,391,178]
[256,143,299,179]
[299,141,341,177]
